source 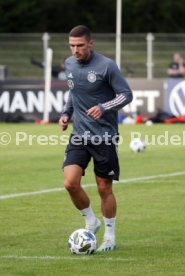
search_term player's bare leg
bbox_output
[96,176,116,218]
[96,176,116,251]
[64,165,89,209]
[64,165,101,234]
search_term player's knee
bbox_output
[97,181,112,198]
[64,179,78,193]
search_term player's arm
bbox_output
[87,61,133,119]
[86,91,131,120]
[98,91,132,114]
[100,60,133,112]
[59,91,73,130]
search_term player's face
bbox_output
[69,36,94,61]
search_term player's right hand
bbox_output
[59,115,69,131]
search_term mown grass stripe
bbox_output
[0,171,185,200]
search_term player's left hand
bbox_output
[86,105,102,120]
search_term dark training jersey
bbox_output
[62,51,133,139]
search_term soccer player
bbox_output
[59,25,133,252]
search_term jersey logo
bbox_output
[67,79,74,90]
[108,170,115,176]
[68,72,73,78]
[87,71,97,83]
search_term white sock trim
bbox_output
[79,206,96,225]
[103,216,116,241]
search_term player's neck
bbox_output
[80,50,93,63]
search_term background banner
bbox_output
[164,78,185,116]
[0,79,69,122]
[0,78,184,122]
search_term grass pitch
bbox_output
[0,123,185,276]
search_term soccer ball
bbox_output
[129,138,146,153]
[68,229,97,255]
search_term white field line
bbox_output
[0,171,185,201]
[0,254,131,262]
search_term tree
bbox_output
[0,0,42,32]
[37,0,116,33]
[0,0,185,33]
[123,0,185,33]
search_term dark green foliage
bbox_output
[0,0,184,33]
[0,0,42,32]
[123,0,185,33]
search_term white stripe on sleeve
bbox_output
[102,94,126,110]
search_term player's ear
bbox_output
[89,39,94,48]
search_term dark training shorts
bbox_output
[63,135,120,181]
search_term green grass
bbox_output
[0,123,185,275]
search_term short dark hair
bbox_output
[69,25,91,41]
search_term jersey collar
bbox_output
[77,51,94,65]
